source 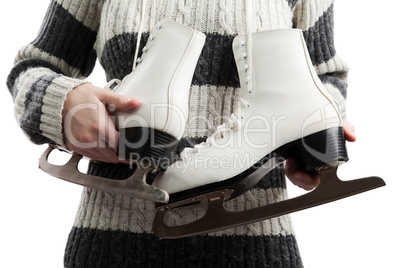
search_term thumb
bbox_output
[98,89,140,111]
[342,120,356,142]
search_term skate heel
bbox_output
[295,126,349,173]
[118,127,178,170]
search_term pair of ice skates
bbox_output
[39,19,385,239]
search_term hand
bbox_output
[284,121,356,191]
[62,83,140,163]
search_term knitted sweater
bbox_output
[7,0,348,267]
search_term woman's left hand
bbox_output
[284,120,356,191]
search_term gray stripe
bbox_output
[302,3,336,66]
[33,0,97,77]
[286,0,299,9]
[20,73,62,144]
[100,32,240,88]
[54,0,102,31]
[65,227,303,267]
[319,74,347,99]
[101,24,340,91]
[7,59,62,100]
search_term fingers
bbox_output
[66,138,120,163]
[92,112,121,163]
[63,83,135,164]
[93,147,120,163]
[343,120,356,142]
[65,114,121,163]
[98,88,140,111]
[285,158,320,191]
[96,116,121,163]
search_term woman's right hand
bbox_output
[62,83,140,163]
[285,120,356,191]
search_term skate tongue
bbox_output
[152,166,385,239]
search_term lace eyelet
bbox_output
[149,35,155,41]
[247,89,253,94]
[244,64,248,72]
[157,23,163,30]
[242,53,247,60]
[142,47,148,53]
[244,76,250,84]
[246,103,251,108]
[136,57,142,64]
[239,40,246,47]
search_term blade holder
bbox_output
[152,166,385,239]
[39,145,169,203]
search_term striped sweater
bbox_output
[7,0,348,267]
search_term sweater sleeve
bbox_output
[293,0,348,119]
[6,0,103,146]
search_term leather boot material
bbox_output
[112,20,205,163]
[152,29,342,195]
[114,19,206,142]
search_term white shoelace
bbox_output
[180,1,256,160]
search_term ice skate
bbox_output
[151,28,385,238]
[39,20,206,203]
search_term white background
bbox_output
[0,1,400,267]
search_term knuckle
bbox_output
[115,94,122,103]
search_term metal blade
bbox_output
[153,166,385,238]
[39,145,169,203]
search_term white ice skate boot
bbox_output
[39,20,206,203]
[151,28,385,238]
[113,20,205,167]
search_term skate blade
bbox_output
[38,145,169,203]
[152,166,385,238]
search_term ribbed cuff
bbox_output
[40,76,88,146]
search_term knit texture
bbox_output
[7,0,348,267]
